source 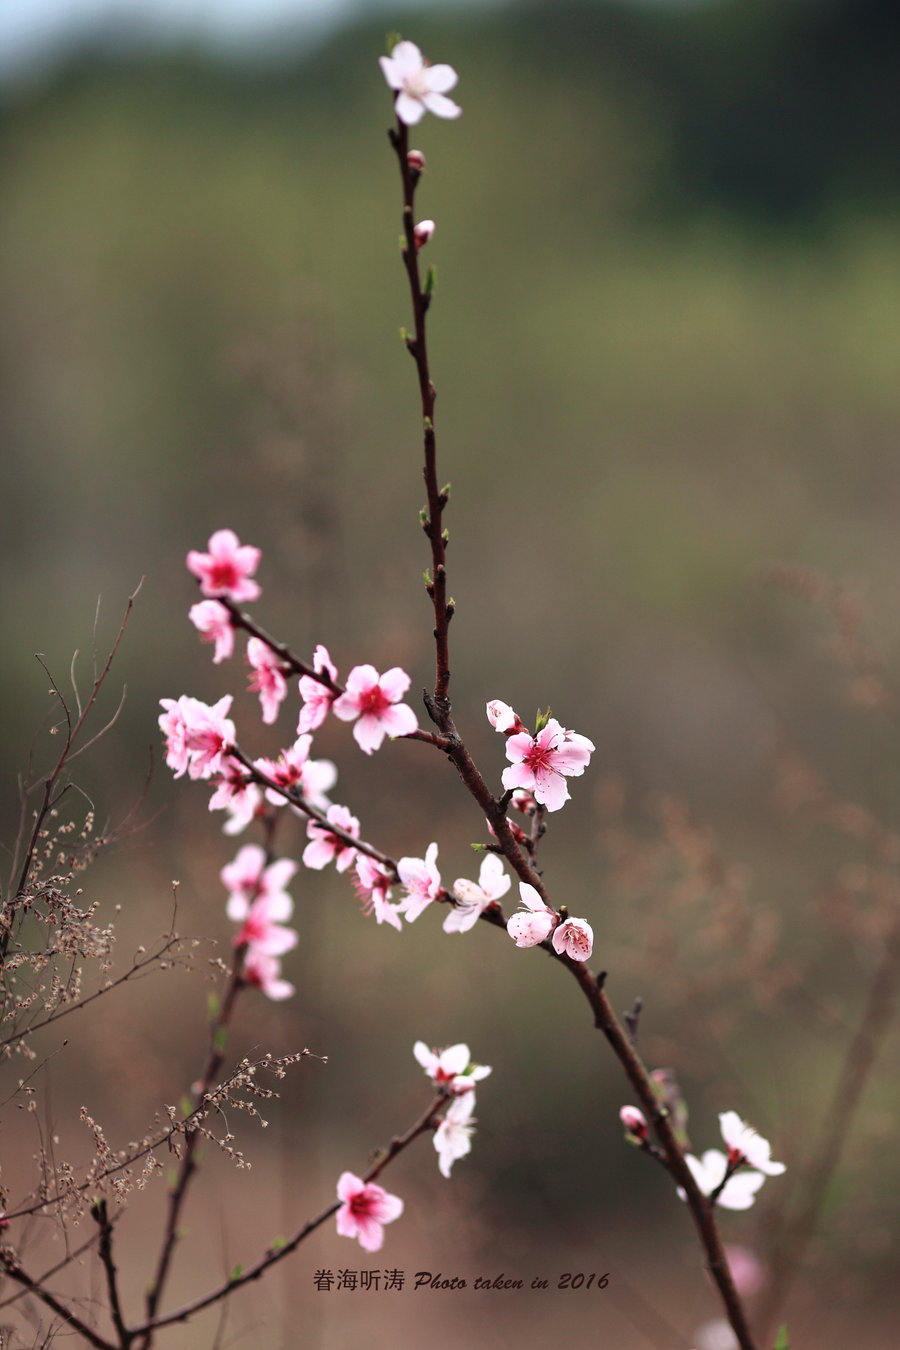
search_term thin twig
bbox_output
[755,917,900,1343]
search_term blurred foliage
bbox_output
[1,2,900,1347]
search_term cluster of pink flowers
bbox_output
[487,701,595,813]
[181,532,419,759]
[159,694,235,781]
[506,881,594,961]
[221,845,299,1000]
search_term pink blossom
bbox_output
[189,599,234,663]
[353,854,402,931]
[718,1112,785,1176]
[486,699,526,734]
[379,40,461,126]
[254,736,337,810]
[502,718,595,812]
[723,1245,766,1298]
[681,1151,767,1211]
[434,1093,476,1178]
[336,1172,404,1252]
[186,529,261,602]
[551,915,593,962]
[159,694,235,780]
[297,645,338,734]
[208,759,265,834]
[413,1041,491,1093]
[221,844,297,913]
[232,893,298,957]
[619,1106,649,1143]
[397,842,442,922]
[506,881,558,947]
[445,854,510,934]
[407,148,426,173]
[246,637,288,725]
[302,804,360,873]
[332,664,418,755]
[242,950,295,1001]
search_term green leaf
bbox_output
[179,1096,193,1119]
[425,265,437,297]
[385,31,403,52]
[215,1026,228,1053]
[773,1328,790,1350]
[230,1264,243,1282]
[534,707,552,734]
[207,992,220,1020]
[270,1236,287,1251]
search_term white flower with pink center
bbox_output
[413,1041,491,1093]
[186,529,261,602]
[397,842,442,922]
[332,664,418,755]
[353,854,402,931]
[335,1172,404,1252]
[434,1093,476,1178]
[254,736,337,810]
[551,915,594,962]
[501,718,595,812]
[297,644,338,734]
[243,950,294,1001]
[246,637,288,725]
[189,599,234,664]
[378,40,461,126]
[445,854,510,934]
[302,804,360,873]
[681,1151,767,1211]
[718,1112,785,1176]
[159,694,235,780]
[506,881,558,948]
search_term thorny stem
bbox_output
[755,917,900,1344]
[126,1092,447,1338]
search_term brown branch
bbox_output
[0,1248,118,1350]
[137,811,286,1349]
[388,118,452,713]
[92,1199,131,1348]
[127,1092,446,1339]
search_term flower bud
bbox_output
[414,219,435,250]
[619,1105,649,1142]
[407,148,426,174]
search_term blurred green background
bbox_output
[2,1,900,1347]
